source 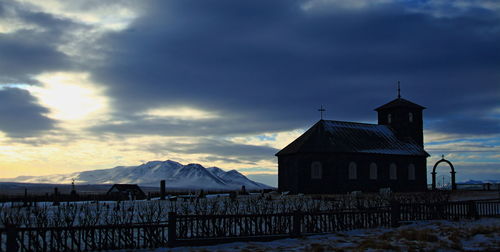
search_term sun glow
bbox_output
[28,72,109,125]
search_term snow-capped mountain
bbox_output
[0,160,273,190]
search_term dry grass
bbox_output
[467,225,500,237]
[397,229,439,242]
[356,239,399,251]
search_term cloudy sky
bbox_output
[0,0,499,185]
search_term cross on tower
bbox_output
[318,105,326,120]
[397,80,401,99]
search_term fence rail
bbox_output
[1,200,499,251]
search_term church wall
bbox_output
[278,156,299,193]
[278,153,427,194]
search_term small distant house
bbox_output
[107,184,146,200]
[276,91,429,194]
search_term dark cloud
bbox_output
[91,115,298,137]
[146,138,278,163]
[0,0,77,83]
[0,88,56,137]
[87,0,500,137]
[1,0,499,140]
[429,117,500,136]
[199,156,252,165]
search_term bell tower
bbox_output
[375,82,426,147]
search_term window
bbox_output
[348,162,357,180]
[408,164,416,180]
[390,163,397,180]
[311,161,322,179]
[409,112,414,123]
[388,114,392,123]
[369,163,378,180]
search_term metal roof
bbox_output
[107,184,145,194]
[276,120,429,156]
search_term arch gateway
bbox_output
[431,155,456,190]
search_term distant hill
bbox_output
[0,160,273,190]
[458,179,500,184]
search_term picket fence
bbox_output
[1,199,499,251]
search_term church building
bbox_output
[276,92,429,194]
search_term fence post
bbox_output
[168,212,177,247]
[292,211,302,236]
[431,202,442,220]
[467,201,479,220]
[160,180,166,200]
[6,224,18,252]
[52,187,60,206]
[391,201,400,227]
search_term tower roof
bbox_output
[374,98,426,111]
[276,120,429,156]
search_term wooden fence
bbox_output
[1,199,499,251]
[398,199,500,221]
[171,200,499,246]
[0,223,169,252]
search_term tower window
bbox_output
[408,164,416,180]
[348,162,357,180]
[388,114,392,123]
[409,112,413,123]
[390,163,397,180]
[311,161,322,179]
[369,162,378,180]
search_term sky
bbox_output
[0,0,499,186]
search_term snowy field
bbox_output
[1,191,497,228]
[159,218,500,251]
[1,191,498,251]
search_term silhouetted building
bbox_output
[107,184,146,200]
[276,94,429,194]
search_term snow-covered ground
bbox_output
[449,191,500,201]
[159,218,500,251]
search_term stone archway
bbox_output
[431,155,456,190]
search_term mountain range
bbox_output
[0,160,273,190]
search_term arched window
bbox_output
[369,162,378,180]
[408,163,416,180]
[311,161,322,179]
[409,112,413,123]
[390,163,397,180]
[388,114,392,123]
[348,162,357,180]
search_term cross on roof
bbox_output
[318,105,326,120]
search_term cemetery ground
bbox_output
[162,217,500,251]
[0,189,499,251]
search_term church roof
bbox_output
[107,184,146,196]
[374,98,426,111]
[276,120,429,156]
